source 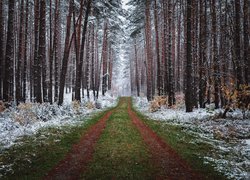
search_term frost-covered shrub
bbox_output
[85,101,95,109]
[0,101,6,112]
[174,93,185,109]
[72,100,80,114]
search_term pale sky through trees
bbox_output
[122,0,130,10]
[112,0,131,96]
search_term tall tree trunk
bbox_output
[95,28,100,99]
[243,0,249,84]
[75,0,91,101]
[39,0,47,103]
[185,0,193,112]
[54,0,61,102]
[134,37,140,97]
[16,0,25,104]
[90,22,95,98]
[33,0,41,103]
[199,0,207,108]
[58,0,73,105]
[108,45,113,91]
[0,0,4,100]
[101,20,108,96]
[176,4,182,93]
[168,0,175,106]
[22,0,29,102]
[48,0,56,103]
[191,0,198,108]
[145,0,153,101]
[163,1,169,97]
[212,0,220,109]
[154,0,161,96]
[85,28,91,99]
[3,0,15,102]
[234,0,243,89]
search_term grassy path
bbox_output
[83,97,155,179]
[1,97,226,179]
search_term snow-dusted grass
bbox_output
[0,92,117,150]
[134,96,250,179]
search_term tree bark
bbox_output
[101,20,108,96]
[58,0,73,105]
[243,0,249,84]
[39,0,47,103]
[185,0,193,112]
[75,0,92,101]
[3,0,15,102]
[53,0,61,102]
[22,0,29,102]
[145,0,153,101]
[16,0,25,104]
[199,0,207,108]
[168,0,175,106]
[0,0,4,100]
[154,0,162,96]
[211,0,220,109]
[33,0,41,103]
[234,0,243,89]
[134,37,140,97]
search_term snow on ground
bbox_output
[134,96,250,179]
[0,92,117,150]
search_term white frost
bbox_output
[0,91,117,150]
[134,96,250,179]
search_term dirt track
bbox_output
[128,100,202,179]
[45,98,202,179]
[44,111,113,180]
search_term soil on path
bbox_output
[44,111,113,180]
[45,98,202,179]
[128,100,202,180]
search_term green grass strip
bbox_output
[83,97,155,179]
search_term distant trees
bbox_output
[128,0,249,112]
[0,0,123,105]
[0,0,248,112]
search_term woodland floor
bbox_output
[44,97,203,179]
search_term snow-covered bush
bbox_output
[133,96,250,179]
[0,92,117,150]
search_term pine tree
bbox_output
[154,0,161,96]
[234,0,243,89]
[58,0,74,105]
[101,20,108,96]
[167,0,175,106]
[0,0,4,100]
[3,0,15,102]
[33,0,41,103]
[145,0,153,101]
[185,0,193,112]
[39,0,47,103]
[75,0,92,101]
[211,0,220,109]
[243,0,249,84]
[16,0,25,104]
[199,0,207,108]
[22,0,29,102]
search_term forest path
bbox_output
[127,98,202,179]
[44,109,113,180]
[45,97,202,179]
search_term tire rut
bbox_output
[128,102,203,180]
[44,111,113,180]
